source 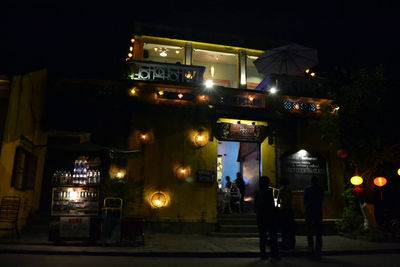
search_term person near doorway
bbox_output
[254,176,279,260]
[224,176,232,192]
[230,181,241,212]
[303,175,324,259]
[235,172,245,212]
[277,178,296,250]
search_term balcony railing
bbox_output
[128,61,205,85]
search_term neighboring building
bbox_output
[43,34,345,234]
[0,70,48,236]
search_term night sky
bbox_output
[1,2,399,79]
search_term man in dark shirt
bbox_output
[255,176,279,260]
[303,176,324,259]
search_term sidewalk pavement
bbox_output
[1,233,400,257]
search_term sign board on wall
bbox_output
[197,170,215,184]
[214,123,268,143]
[280,151,329,191]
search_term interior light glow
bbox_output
[129,46,133,51]
[205,79,214,88]
[130,38,135,43]
[270,87,277,94]
[248,95,255,102]
[128,53,133,58]
[178,93,184,99]
[158,90,164,96]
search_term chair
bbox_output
[221,192,232,214]
[0,196,21,237]
[230,191,241,212]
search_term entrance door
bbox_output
[217,141,260,206]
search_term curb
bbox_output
[1,248,400,257]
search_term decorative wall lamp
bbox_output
[137,131,153,145]
[194,131,209,147]
[350,175,363,186]
[150,191,168,208]
[175,166,191,180]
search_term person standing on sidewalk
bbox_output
[277,178,296,250]
[303,175,324,259]
[255,176,279,260]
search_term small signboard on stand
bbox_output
[60,217,90,238]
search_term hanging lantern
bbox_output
[350,175,363,186]
[397,168,400,176]
[373,177,387,187]
[337,149,348,159]
[175,166,190,180]
[351,186,364,199]
[150,192,167,208]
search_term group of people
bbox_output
[255,175,324,261]
[224,173,245,212]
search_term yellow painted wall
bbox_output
[125,109,218,224]
[0,69,47,235]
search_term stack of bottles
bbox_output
[52,159,100,185]
[72,159,100,185]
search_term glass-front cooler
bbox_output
[49,156,101,242]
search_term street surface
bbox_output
[1,253,400,267]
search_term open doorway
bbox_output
[217,141,260,209]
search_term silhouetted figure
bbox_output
[235,172,245,212]
[277,178,296,250]
[255,176,279,260]
[224,176,232,192]
[303,176,324,259]
[230,181,241,212]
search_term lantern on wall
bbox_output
[150,192,167,208]
[137,131,153,144]
[175,166,190,180]
[373,177,387,187]
[194,131,209,147]
[337,149,349,159]
[350,175,363,186]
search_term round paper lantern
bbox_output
[350,175,363,186]
[194,132,208,147]
[351,186,364,198]
[373,177,387,187]
[337,149,348,159]
[150,192,167,208]
[175,166,190,180]
[397,168,400,176]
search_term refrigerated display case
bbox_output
[49,157,101,242]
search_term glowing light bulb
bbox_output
[205,79,213,88]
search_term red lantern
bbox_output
[337,149,348,159]
[351,186,364,199]
[373,177,387,187]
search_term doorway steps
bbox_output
[211,213,338,237]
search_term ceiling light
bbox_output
[270,87,277,94]
[160,49,167,57]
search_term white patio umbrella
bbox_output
[253,43,319,76]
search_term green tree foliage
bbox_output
[320,66,400,186]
